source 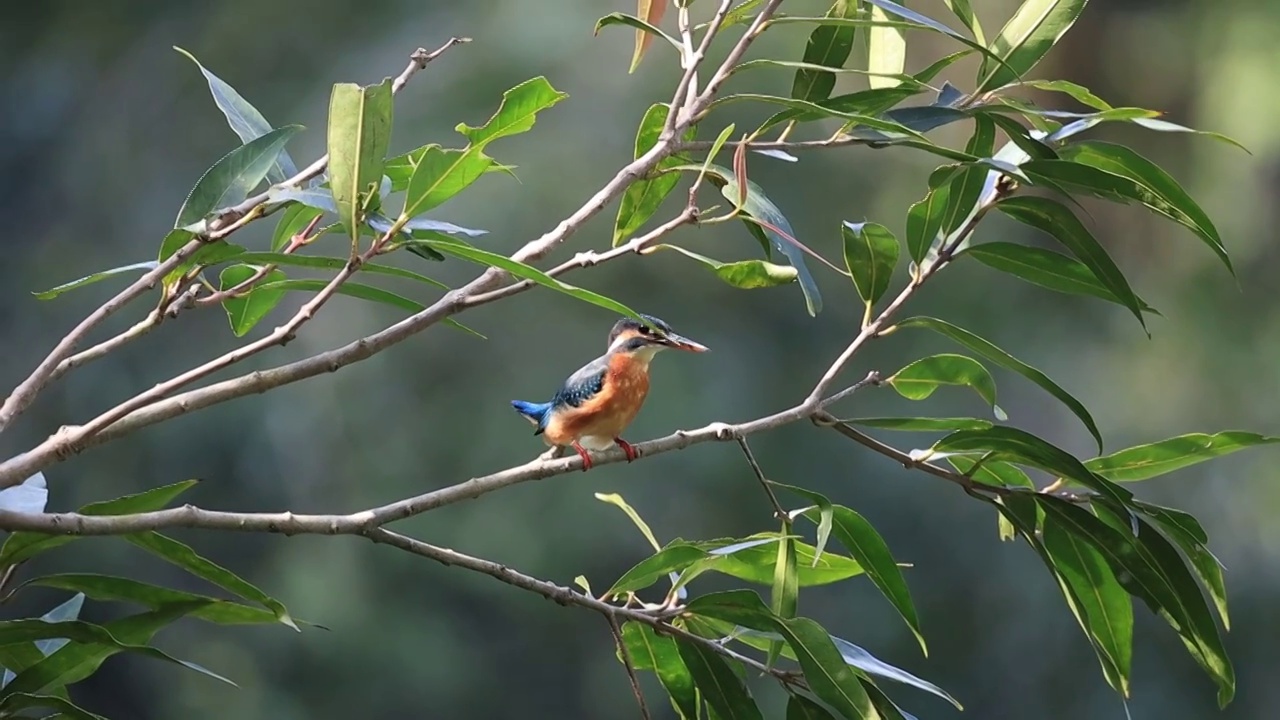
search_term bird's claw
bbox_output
[571,442,594,472]
[614,438,638,462]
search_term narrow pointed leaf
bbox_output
[905,184,950,263]
[997,195,1145,329]
[788,694,839,720]
[888,353,1004,420]
[965,242,1156,311]
[1130,117,1249,153]
[1085,431,1280,483]
[0,481,200,568]
[327,79,393,240]
[792,0,861,103]
[848,417,993,432]
[31,262,160,301]
[768,482,835,565]
[675,638,765,720]
[831,635,959,709]
[942,0,985,44]
[1043,514,1134,696]
[695,537,865,587]
[621,622,698,718]
[614,104,695,245]
[1136,503,1229,629]
[0,692,107,720]
[819,506,926,655]
[978,0,1090,92]
[941,116,997,236]
[777,618,875,719]
[595,492,663,552]
[232,252,447,289]
[594,13,681,66]
[867,3,907,90]
[175,125,303,229]
[768,529,800,666]
[657,244,799,289]
[857,1,1019,75]
[218,265,286,337]
[17,574,281,625]
[629,1,667,73]
[386,144,511,192]
[607,543,711,597]
[898,316,1103,450]
[174,47,298,182]
[842,221,900,305]
[270,203,324,251]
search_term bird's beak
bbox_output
[661,333,709,353]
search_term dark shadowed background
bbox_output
[2,1,1278,718]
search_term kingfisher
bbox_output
[511,314,708,471]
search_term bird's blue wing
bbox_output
[553,355,608,409]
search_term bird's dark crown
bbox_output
[607,314,674,348]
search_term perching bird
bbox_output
[511,314,708,471]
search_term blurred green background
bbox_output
[2,1,1278,718]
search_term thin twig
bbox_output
[736,437,786,519]
[50,310,163,382]
[608,613,653,720]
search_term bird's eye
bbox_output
[638,325,651,335]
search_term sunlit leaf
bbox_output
[768,482,835,565]
[939,116,996,241]
[777,618,875,719]
[942,0,985,44]
[978,0,1090,92]
[905,183,950,263]
[847,417,993,433]
[174,47,299,183]
[614,104,696,245]
[174,125,303,230]
[595,492,663,552]
[632,1,667,73]
[401,146,492,220]
[867,2,907,89]
[1014,79,1112,110]
[1085,431,1280,482]
[1135,502,1229,629]
[327,79,393,240]
[888,353,1005,420]
[270,203,324,251]
[218,265,286,337]
[594,12,680,70]
[656,244,798,288]
[768,526,800,666]
[457,76,568,147]
[965,242,1156,312]
[842,222,899,306]
[898,316,1103,450]
[32,262,160,300]
[620,622,698,719]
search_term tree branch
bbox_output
[608,613,653,720]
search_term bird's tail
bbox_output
[511,400,553,435]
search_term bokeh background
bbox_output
[2,1,1278,718]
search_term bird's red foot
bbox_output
[571,442,593,472]
[614,438,638,462]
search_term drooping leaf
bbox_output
[791,0,861,103]
[1057,141,1232,274]
[657,244,799,289]
[218,265,287,337]
[124,533,296,629]
[614,104,696,245]
[1136,503,1229,629]
[620,622,698,719]
[17,575,282,626]
[32,262,161,301]
[174,47,299,183]
[1129,117,1249,153]
[898,316,1103,450]
[629,1,668,73]
[416,240,644,321]
[675,637,765,720]
[776,617,876,719]
[768,526,800,666]
[768,482,835,565]
[1015,79,1113,110]
[828,635,959,709]
[997,195,1145,330]
[232,253,448,289]
[823,2,1016,75]
[0,481,200,568]
[1042,513,1134,696]
[842,222,900,306]
[941,0,985,44]
[887,353,1005,420]
[932,426,1131,505]
[594,12,680,71]
[817,505,926,655]
[940,116,997,237]
[905,184,951,263]
[788,694,839,720]
[0,692,108,720]
[965,242,1156,312]
[978,0,1090,92]
[867,2,907,89]
[595,492,663,552]
[327,79,393,241]
[174,125,303,230]
[1086,431,1280,483]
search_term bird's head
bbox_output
[607,314,709,362]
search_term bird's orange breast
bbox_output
[543,354,651,446]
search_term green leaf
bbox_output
[32,262,160,300]
[656,244,798,288]
[940,115,997,235]
[1056,141,1232,274]
[594,12,681,68]
[887,353,1005,421]
[174,47,298,183]
[768,529,800,666]
[1048,499,1234,707]
[1042,513,1134,696]
[996,195,1145,330]
[1086,431,1279,483]
[386,145,514,192]
[905,183,951,263]
[760,86,923,132]
[848,417,994,432]
[1014,79,1112,110]
[932,426,1131,505]
[841,222,900,306]
[327,79,393,241]
[621,622,698,719]
[218,265,287,337]
[232,253,448,289]
[792,1,861,103]
[942,0,985,44]
[455,76,568,147]
[898,316,1103,450]
[788,694,839,720]
[1129,117,1250,153]
[965,242,1156,312]
[777,618,876,719]
[703,163,822,315]
[174,125,303,230]
[674,638,764,720]
[607,543,711,597]
[255,279,416,313]
[418,240,644,321]
[978,0,1090,92]
[867,2,907,90]
[768,482,835,565]
[1136,503,1229,630]
[16,575,281,625]
[595,492,663,552]
[401,146,493,220]
[694,536,865,587]
[0,692,107,720]
[818,505,926,655]
[614,104,696,245]
[715,93,930,141]
[0,481,199,568]
[124,533,296,630]
[0,603,228,697]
